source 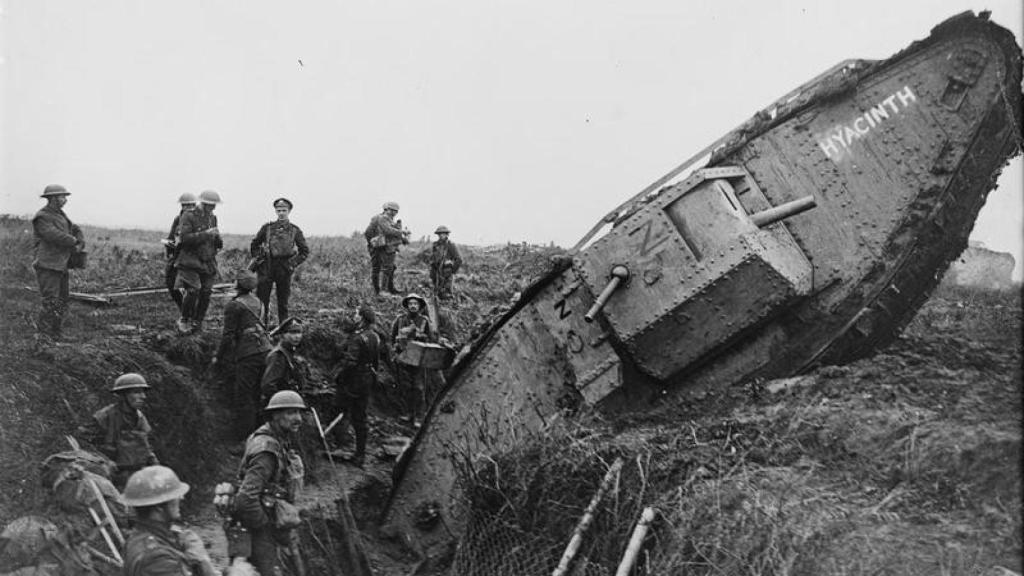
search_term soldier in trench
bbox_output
[84,373,159,489]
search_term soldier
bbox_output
[332,305,382,467]
[175,190,223,334]
[163,193,197,313]
[214,271,273,441]
[250,198,310,326]
[31,184,85,345]
[390,293,434,425]
[122,465,221,576]
[428,225,462,300]
[260,318,306,403]
[233,391,307,576]
[85,373,159,489]
[364,201,409,296]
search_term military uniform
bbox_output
[429,238,462,300]
[32,203,84,341]
[175,206,222,329]
[216,292,272,440]
[260,342,306,403]
[250,220,310,324]
[233,423,303,576]
[87,399,158,488]
[164,211,186,311]
[391,311,433,423]
[124,518,212,576]
[333,325,382,462]
[364,211,407,294]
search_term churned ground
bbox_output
[0,214,1019,576]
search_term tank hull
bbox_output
[383,11,1022,554]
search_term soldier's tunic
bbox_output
[428,239,462,299]
[234,423,303,576]
[364,212,406,294]
[217,292,272,439]
[124,519,213,576]
[250,220,310,323]
[333,326,382,457]
[174,207,222,325]
[88,399,158,488]
[164,211,186,311]
[32,204,84,339]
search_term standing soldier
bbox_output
[85,373,159,489]
[332,305,382,467]
[215,271,273,442]
[233,391,307,576]
[250,198,310,326]
[260,318,306,403]
[390,293,434,426]
[428,225,462,300]
[364,201,409,296]
[163,193,197,313]
[175,190,223,334]
[31,184,85,345]
[121,465,222,576]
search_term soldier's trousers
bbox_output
[234,354,267,440]
[34,266,69,339]
[395,363,424,421]
[248,528,284,576]
[334,391,369,456]
[257,258,293,324]
[176,267,216,323]
[370,249,397,293]
[430,269,455,299]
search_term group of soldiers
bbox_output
[29,184,465,575]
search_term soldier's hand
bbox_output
[272,528,295,547]
[206,227,220,236]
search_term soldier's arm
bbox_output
[250,223,268,257]
[216,304,240,362]
[291,226,310,268]
[233,452,277,529]
[379,218,404,240]
[138,413,160,465]
[33,216,78,247]
[178,213,203,247]
[167,215,181,241]
[212,215,223,250]
[450,244,463,271]
[260,353,286,401]
[86,411,117,460]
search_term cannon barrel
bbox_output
[584,265,630,323]
[749,195,817,228]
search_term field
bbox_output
[0,214,1020,576]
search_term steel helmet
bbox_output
[236,270,258,291]
[111,373,151,393]
[401,293,427,311]
[177,192,198,205]
[122,465,190,507]
[383,201,399,212]
[264,390,307,412]
[41,184,70,197]
[434,225,450,235]
[198,190,222,204]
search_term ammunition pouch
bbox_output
[369,234,386,249]
[261,493,301,530]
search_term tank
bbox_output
[383,10,1023,556]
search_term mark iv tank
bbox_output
[384,10,1022,556]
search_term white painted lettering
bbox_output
[896,85,917,107]
[815,85,918,162]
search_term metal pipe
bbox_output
[584,266,630,323]
[749,195,817,228]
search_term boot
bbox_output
[385,272,401,295]
[195,291,212,325]
[371,274,381,295]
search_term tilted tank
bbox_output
[383,11,1023,556]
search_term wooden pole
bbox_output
[614,507,656,576]
[87,477,125,546]
[551,457,624,576]
[88,507,123,565]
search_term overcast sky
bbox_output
[1,1,1021,276]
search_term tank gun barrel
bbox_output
[749,195,817,228]
[584,265,630,323]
